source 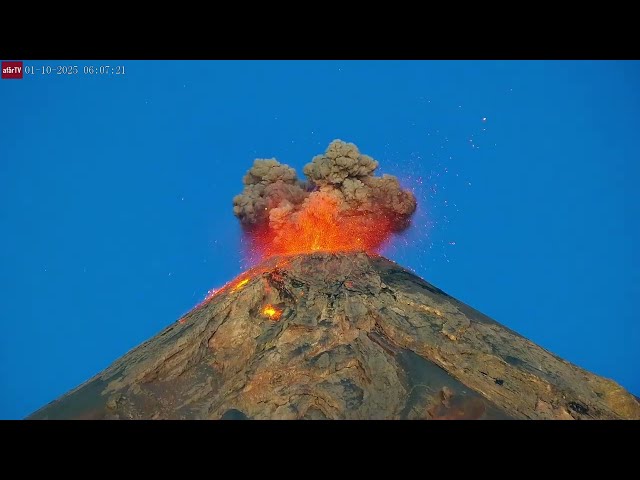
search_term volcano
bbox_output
[28,252,640,420]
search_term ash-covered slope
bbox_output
[28,253,640,420]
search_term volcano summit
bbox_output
[28,252,640,420]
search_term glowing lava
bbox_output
[249,194,395,259]
[232,278,249,292]
[193,275,253,312]
[262,304,282,321]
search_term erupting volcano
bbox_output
[233,140,417,259]
[26,141,640,420]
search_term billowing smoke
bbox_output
[233,140,417,258]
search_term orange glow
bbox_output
[262,304,282,321]
[232,278,249,292]
[249,193,395,260]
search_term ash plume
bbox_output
[233,140,417,257]
[232,159,307,226]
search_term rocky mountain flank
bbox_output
[28,252,640,420]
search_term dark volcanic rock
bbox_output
[27,253,640,420]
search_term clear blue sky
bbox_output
[1,60,638,419]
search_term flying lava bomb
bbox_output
[233,140,417,260]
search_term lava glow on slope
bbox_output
[247,194,395,259]
[232,278,249,292]
[262,304,282,321]
[187,275,253,316]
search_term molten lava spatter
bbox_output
[249,193,395,258]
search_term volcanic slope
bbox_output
[28,252,640,420]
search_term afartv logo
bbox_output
[2,61,24,79]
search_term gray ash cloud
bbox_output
[233,140,417,232]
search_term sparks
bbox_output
[203,288,217,301]
[262,304,282,321]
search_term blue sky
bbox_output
[1,60,638,419]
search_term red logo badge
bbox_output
[2,61,23,79]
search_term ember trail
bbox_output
[233,140,417,260]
